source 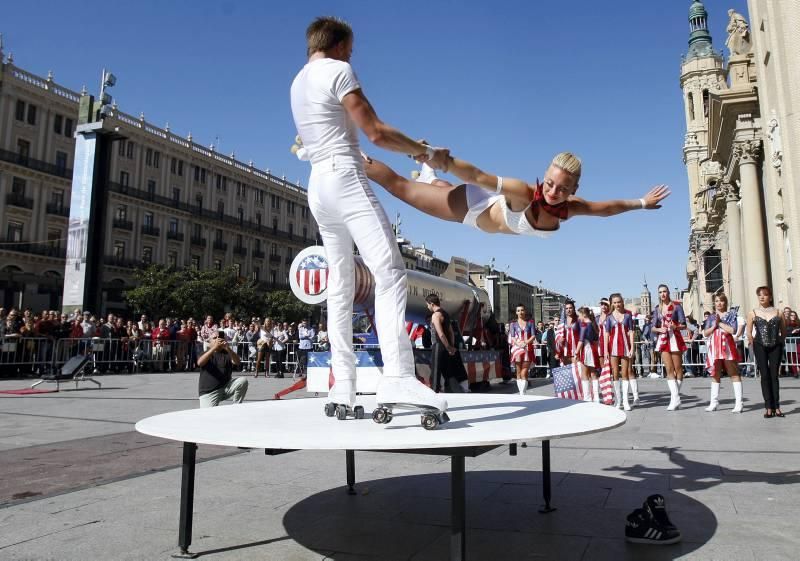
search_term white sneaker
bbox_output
[376,376,448,414]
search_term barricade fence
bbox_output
[1,335,798,378]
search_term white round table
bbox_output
[136,394,625,560]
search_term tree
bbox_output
[263,290,315,323]
[124,265,182,319]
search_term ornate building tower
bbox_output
[640,278,652,316]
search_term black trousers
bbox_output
[431,345,467,392]
[753,342,782,409]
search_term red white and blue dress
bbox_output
[605,311,634,358]
[508,319,536,363]
[704,313,740,372]
[561,318,581,362]
[652,302,687,353]
[578,320,600,369]
[597,315,608,358]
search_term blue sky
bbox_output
[5,0,749,305]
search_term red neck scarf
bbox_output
[533,180,569,220]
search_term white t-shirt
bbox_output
[290,58,362,164]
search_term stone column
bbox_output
[724,184,745,309]
[735,140,768,308]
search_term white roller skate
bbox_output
[373,376,449,430]
[324,377,365,421]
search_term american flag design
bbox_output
[405,321,426,343]
[605,312,634,357]
[295,254,329,297]
[598,359,614,405]
[654,302,687,353]
[578,320,600,369]
[508,320,536,363]
[413,349,501,385]
[597,317,608,357]
[552,363,583,400]
[704,307,741,373]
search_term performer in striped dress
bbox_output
[606,293,637,410]
[702,293,743,413]
[597,298,610,361]
[508,304,537,395]
[556,300,581,366]
[652,285,687,411]
[575,307,601,402]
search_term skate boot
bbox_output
[324,378,365,421]
[374,376,449,430]
[625,507,681,545]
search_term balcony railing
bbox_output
[6,192,34,209]
[46,202,70,217]
[167,231,184,241]
[112,218,134,231]
[212,240,227,252]
[104,254,145,269]
[252,249,265,259]
[190,236,207,247]
[0,148,72,179]
[0,239,65,258]
[141,224,161,237]
[233,245,247,256]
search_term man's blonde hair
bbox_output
[551,152,582,180]
[306,16,353,56]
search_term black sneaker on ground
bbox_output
[625,508,681,545]
[644,494,679,532]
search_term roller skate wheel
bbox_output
[354,406,365,420]
[324,403,336,417]
[335,405,348,420]
[372,407,391,424]
[421,414,439,430]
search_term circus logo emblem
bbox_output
[289,246,330,305]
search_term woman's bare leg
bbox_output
[363,157,469,222]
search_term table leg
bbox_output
[172,442,198,559]
[346,449,356,495]
[509,443,517,456]
[451,455,466,561]
[539,439,556,514]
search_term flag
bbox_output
[554,306,566,355]
[598,358,614,405]
[722,306,739,327]
[552,363,583,400]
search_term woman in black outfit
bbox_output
[746,286,786,418]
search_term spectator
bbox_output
[199,316,217,351]
[197,329,247,408]
[785,309,800,377]
[254,318,274,377]
[316,323,329,351]
[272,322,288,378]
[297,320,315,378]
[151,319,171,371]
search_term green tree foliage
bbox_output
[125,265,315,322]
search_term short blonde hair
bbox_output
[551,152,582,180]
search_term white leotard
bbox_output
[462,184,559,238]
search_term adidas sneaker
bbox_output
[644,494,679,533]
[625,508,681,545]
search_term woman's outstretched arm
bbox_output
[567,185,670,218]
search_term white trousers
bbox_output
[308,155,414,381]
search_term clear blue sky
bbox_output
[5,0,749,305]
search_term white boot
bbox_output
[705,381,720,412]
[613,380,622,409]
[674,379,682,408]
[630,378,640,405]
[591,380,600,403]
[622,380,631,411]
[516,378,528,395]
[459,379,470,393]
[666,379,680,410]
[581,380,591,402]
[376,376,448,414]
[327,377,356,408]
[731,381,743,413]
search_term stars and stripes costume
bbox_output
[508,319,537,363]
[555,313,580,364]
[605,311,634,357]
[597,315,608,358]
[653,301,687,353]
[578,319,600,369]
[704,309,740,373]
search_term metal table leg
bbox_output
[346,449,356,495]
[172,442,198,559]
[451,455,466,561]
[539,439,556,513]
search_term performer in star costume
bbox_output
[702,293,743,413]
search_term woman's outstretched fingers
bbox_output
[644,184,671,209]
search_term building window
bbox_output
[287,248,293,261]
[15,100,25,121]
[113,241,125,259]
[194,166,201,182]
[271,194,280,210]
[52,189,65,208]
[169,218,179,234]
[233,263,241,277]
[238,207,244,223]
[303,226,308,239]
[116,205,127,220]
[215,229,223,243]
[200,168,206,183]
[47,229,62,248]
[55,151,68,173]
[17,139,30,163]
[147,180,156,197]
[252,267,259,282]
[214,259,222,271]
[178,160,183,176]
[191,255,200,269]
[12,177,26,195]
[26,104,37,125]
[126,141,134,159]
[7,221,24,242]
[236,234,243,247]
[146,148,153,166]
[153,151,160,168]
[64,118,74,137]
[167,251,178,269]
[196,194,203,211]
[192,223,202,238]
[171,158,177,174]
[256,212,262,227]
[54,114,63,135]
[703,249,723,293]
[217,201,224,217]
[270,270,277,285]
[120,171,130,186]
[687,92,695,122]
[289,223,294,238]
[255,239,261,252]
[118,140,126,157]
[144,212,154,228]
[173,187,180,202]
[142,246,153,264]
[270,243,277,256]
[272,218,278,233]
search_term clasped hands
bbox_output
[414,139,450,171]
